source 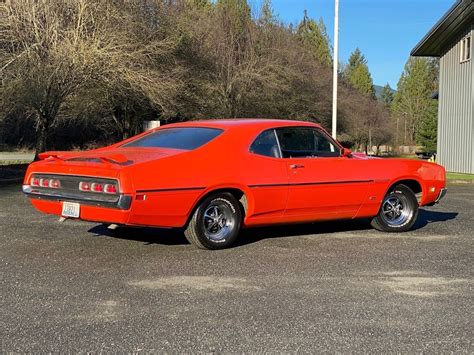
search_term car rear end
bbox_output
[22,155,134,225]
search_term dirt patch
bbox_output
[311,233,453,241]
[129,276,261,292]
[379,272,470,297]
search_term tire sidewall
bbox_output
[194,193,242,249]
[377,185,419,232]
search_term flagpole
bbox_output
[332,0,339,139]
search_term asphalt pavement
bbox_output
[0,184,472,352]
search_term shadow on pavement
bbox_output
[88,218,374,247]
[87,208,458,247]
[412,209,458,230]
[88,224,188,246]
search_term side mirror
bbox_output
[341,148,352,157]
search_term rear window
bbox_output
[122,127,223,150]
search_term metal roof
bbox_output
[411,0,474,57]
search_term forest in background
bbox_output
[0,0,438,156]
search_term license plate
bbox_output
[62,201,80,218]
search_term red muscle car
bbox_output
[23,119,447,249]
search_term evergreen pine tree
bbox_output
[416,99,438,152]
[345,48,366,78]
[380,83,394,107]
[345,48,375,98]
[392,57,438,145]
[297,10,332,66]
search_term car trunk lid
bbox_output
[38,147,186,167]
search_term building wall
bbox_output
[438,24,474,174]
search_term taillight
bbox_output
[104,184,117,194]
[31,177,40,187]
[91,183,103,192]
[32,176,61,189]
[79,182,91,192]
[79,181,118,194]
[49,179,61,189]
[40,178,50,187]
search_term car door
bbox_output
[245,129,289,224]
[276,126,373,220]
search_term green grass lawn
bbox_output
[447,172,474,181]
[0,159,32,166]
[0,151,34,166]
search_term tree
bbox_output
[0,0,100,157]
[345,48,366,78]
[416,99,438,152]
[297,11,332,66]
[259,0,276,26]
[345,48,375,98]
[0,0,394,153]
[380,83,394,107]
[89,1,185,137]
[0,0,184,155]
[392,57,438,146]
[179,0,287,118]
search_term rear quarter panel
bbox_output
[125,127,284,228]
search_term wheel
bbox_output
[184,193,242,250]
[371,184,419,232]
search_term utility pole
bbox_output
[332,0,339,139]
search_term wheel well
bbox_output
[186,188,248,226]
[389,179,422,202]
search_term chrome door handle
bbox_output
[290,164,305,169]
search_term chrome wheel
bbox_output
[203,202,235,241]
[380,194,413,227]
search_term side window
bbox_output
[249,129,281,158]
[313,129,340,157]
[276,127,340,158]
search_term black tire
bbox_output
[184,193,242,250]
[371,184,419,232]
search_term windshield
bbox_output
[122,127,223,150]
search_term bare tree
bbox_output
[0,0,184,156]
[1,0,103,156]
[0,0,392,153]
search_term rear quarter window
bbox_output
[249,129,281,158]
[122,127,223,150]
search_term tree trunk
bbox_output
[34,121,49,161]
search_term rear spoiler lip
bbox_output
[37,151,67,160]
[37,151,133,166]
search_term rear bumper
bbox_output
[23,184,133,225]
[22,185,132,210]
[435,188,447,203]
[425,188,447,206]
[27,197,132,225]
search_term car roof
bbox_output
[161,119,322,131]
